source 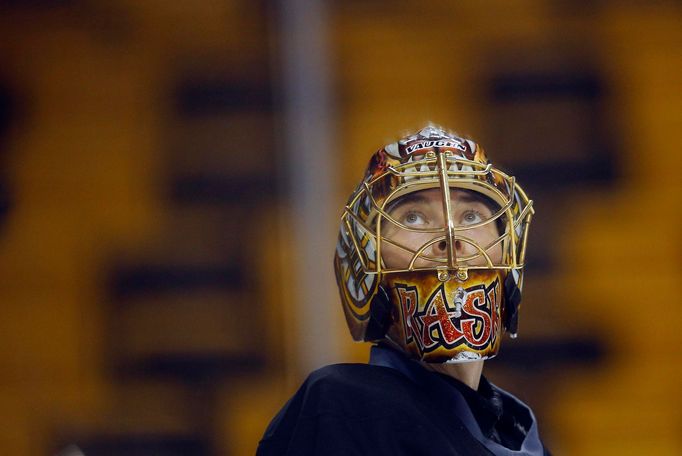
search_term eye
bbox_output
[461,210,482,226]
[403,211,427,226]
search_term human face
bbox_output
[380,188,502,269]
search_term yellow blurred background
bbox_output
[0,1,681,455]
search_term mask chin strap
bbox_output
[364,285,392,341]
[503,272,521,338]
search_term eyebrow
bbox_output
[383,193,429,214]
[455,190,500,214]
[455,191,490,207]
[384,190,494,214]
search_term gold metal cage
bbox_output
[342,148,534,281]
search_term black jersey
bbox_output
[257,346,548,456]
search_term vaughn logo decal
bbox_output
[396,279,501,354]
[404,139,467,155]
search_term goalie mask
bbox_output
[333,125,534,363]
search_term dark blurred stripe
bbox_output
[169,175,277,205]
[110,263,247,299]
[116,352,266,381]
[491,72,604,102]
[496,337,606,370]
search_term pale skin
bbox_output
[381,188,502,390]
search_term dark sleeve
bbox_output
[256,364,490,456]
[258,402,435,456]
[258,412,381,456]
[256,381,312,456]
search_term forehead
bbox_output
[386,188,491,209]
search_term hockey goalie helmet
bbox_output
[334,125,534,363]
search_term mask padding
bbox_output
[503,272,521,336]
[364,285,392,341]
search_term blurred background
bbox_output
[0,1,681,455]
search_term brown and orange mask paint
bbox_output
[384,270,504,363]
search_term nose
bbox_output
[433,238,463,257]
